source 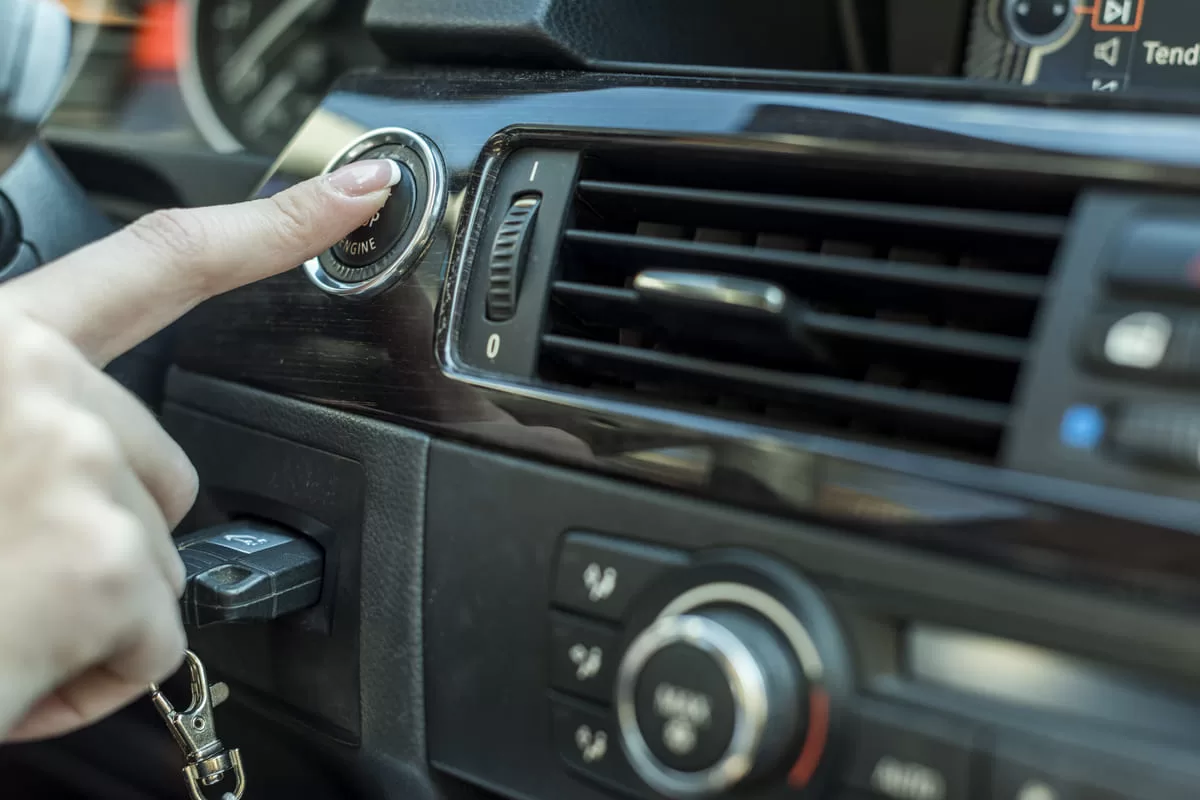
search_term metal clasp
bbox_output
[150,651,246,800]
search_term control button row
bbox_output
[553,532,687,622]
[844,699,1187,800]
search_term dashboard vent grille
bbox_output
[539,148,1074,460]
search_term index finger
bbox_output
[0,159,401,365]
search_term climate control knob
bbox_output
[616,608,805,797]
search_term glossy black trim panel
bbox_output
[175,67,1200,609]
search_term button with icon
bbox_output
[1089,75,1127,92]
[1092,33,1131,69]
[549,612,620,702]
[1080,310,1174,372]
[1083,0,1144,31]
[553,533,687,622]
[552,698,644,794]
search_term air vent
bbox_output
[537,147,1076,461]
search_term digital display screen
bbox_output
[1005,0,1200,98]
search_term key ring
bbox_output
[150,651,246,800]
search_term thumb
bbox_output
[0,159,402,365]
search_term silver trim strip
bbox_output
[659,582,825,682]
[633,270,788,315]
[616,614,770,798]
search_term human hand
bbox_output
[0,159,401,742]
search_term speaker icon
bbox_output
[1094,36,1122,67]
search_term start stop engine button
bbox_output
[303,127,447,298]
[332,155,417,267]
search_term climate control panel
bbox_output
[546,534,851,799]
[425,444,1200,800]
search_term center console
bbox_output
[423,443,1200,800]
[165,34,1200,800]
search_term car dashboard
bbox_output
[21,2,1200,800]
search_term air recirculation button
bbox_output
[486,194,541,322]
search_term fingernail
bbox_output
[327,159,402,197]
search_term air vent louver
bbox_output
[538,148,1074,461]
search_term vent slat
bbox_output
[577,180,1068,241]
[551,281,1028,363]
[562,230,1047,300]
[541,334,1010,432]
[534,148,1071,461]
[804,312,1028,362]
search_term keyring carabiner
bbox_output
[150,650,246,800]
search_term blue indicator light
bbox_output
[1060,404,1105,450]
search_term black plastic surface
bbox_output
[164,406,364,737]
[48,130,273,210]
[166,369,434,790]
[364,0,844,71]
[176,522,324,627]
